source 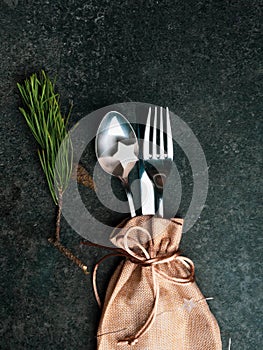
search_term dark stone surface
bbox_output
[0,0,262,349]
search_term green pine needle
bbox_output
[17,70,73,204]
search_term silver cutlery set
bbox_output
[96,106,173,218]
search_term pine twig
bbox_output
[48,238,89,275]
[49,188,89,274]
[18,70,89,274]
[55,189,63,241]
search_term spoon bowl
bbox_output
[95,111,139,217]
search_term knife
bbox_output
[137,124,155,215]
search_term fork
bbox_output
[143,106,173,217]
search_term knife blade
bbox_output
[140,166,155,215]
[137,124,155,215]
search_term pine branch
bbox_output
[18,70,89,273]
[17,70,73,204]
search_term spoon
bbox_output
[95,111,139,217]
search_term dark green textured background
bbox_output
[0,1,262,349]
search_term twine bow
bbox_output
[88,225,195,346]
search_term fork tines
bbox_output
[143,106,173,160]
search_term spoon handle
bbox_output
[122,179,136,217]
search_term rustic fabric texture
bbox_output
[96,216,222,349]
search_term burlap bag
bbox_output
[95,216,222,349]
